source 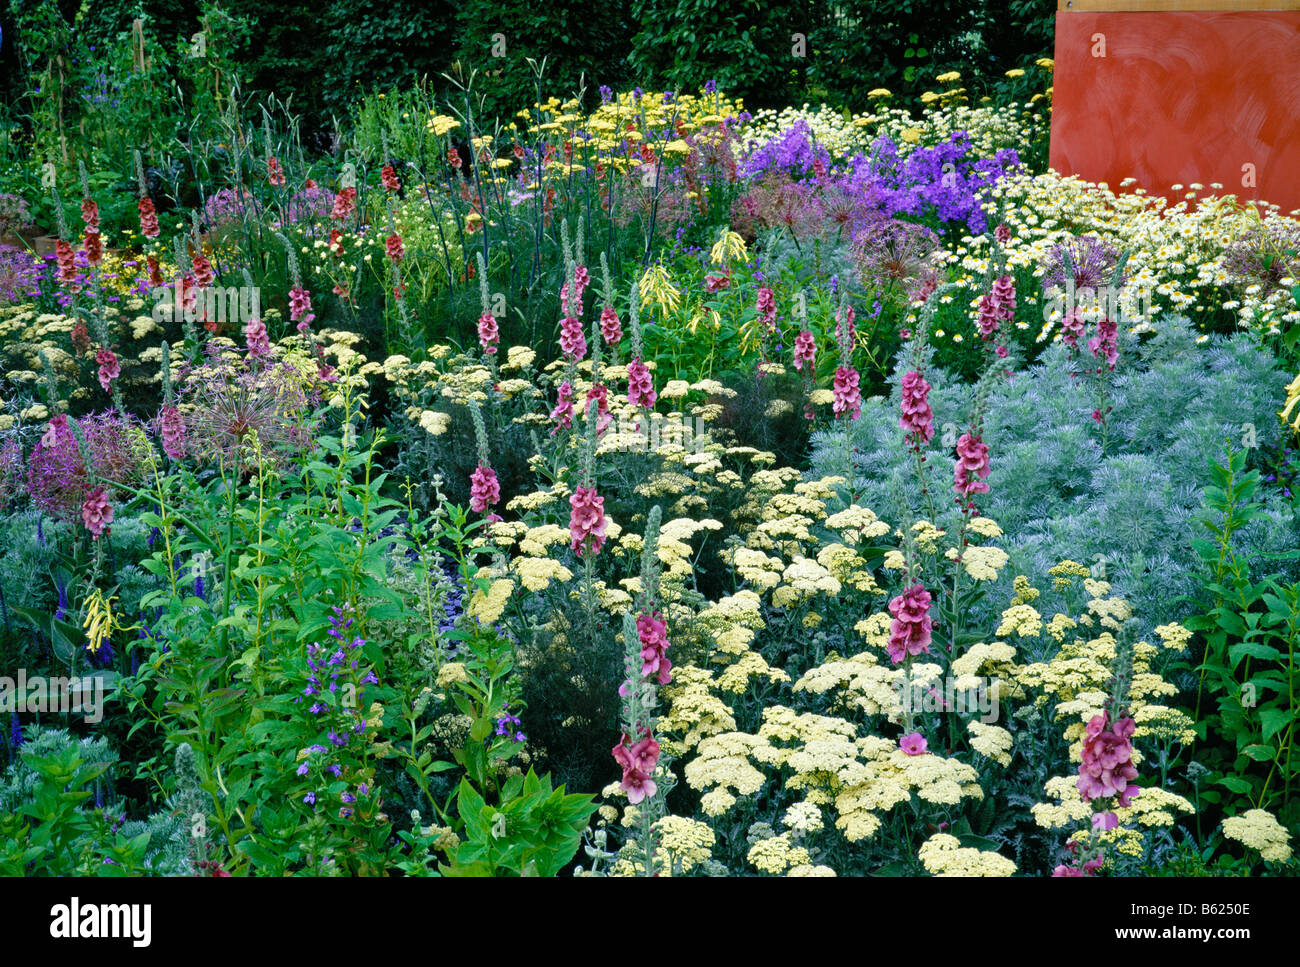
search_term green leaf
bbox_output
[1228,640,1283,666]
[1215,775,1253,794]
[1259,708,1293,742]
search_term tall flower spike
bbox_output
[640,504,663,609]
[476,251,499,356]
[468,398,490,466]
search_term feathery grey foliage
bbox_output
[809,316,1299,628]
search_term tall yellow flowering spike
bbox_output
[639,264,681,318]
[1281,371,1300,431]
[709,229,748,267]
[83,589,119,654]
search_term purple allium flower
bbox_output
[1041,233,1122,294]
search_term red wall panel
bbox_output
[1050,10,1300,214]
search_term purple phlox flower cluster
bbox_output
[740,121,833,181]
[848,133,1021,235]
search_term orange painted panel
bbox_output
[1049,12,1300,214]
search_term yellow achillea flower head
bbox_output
[653,815,716,872]
[918,833,1016,876]
[1222,809,1293,862]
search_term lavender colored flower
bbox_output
[203,187,259,229]
[0,245,43,305]
[1041,234,1123,294]
[284,182,334,224]
[740,121,832,181]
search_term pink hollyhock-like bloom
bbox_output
[266,157,286,187]
[1088,317,1119,369]
[626,357,657,408]
[612,732,661,805]
[899,370,934,442]
[886,584,933,664]
[568,485,608,557]
[995,222,1012,245]
[160,405,187,459]
[1091,811,1119,832]
[560,272,588,317]
[83,229,103,267]
[992,275,1016,321]
[704,272,731,293]
[1059,307,1087,348]
[81,485,113,538]
[381,164,400,192]
[41,414,69,449]
[469,463,500,514]
[71,321,92,355]
[953,432,991,497]
[289,286,314,329]
[1077,712,1140,806]
[81,198,100,233]
[559,314,587,360]
[244,317,271,357]
[56,240,78,286]
[599,305,622,345]
[550,381,575,431]
[637,611,672,684]
[908,270,939,305]
[477,311,499,354]
[385,232,404,264]
[330,187,357,220]
[793,330,816,372]
[96,348,120,391]
[899,732,929,756]
[835,304,856,347]
[585,382,612,435]
[192,254,215,289]
[138,197,160,239]
[976,292,1000,340]
[832,365,861,420]
[996,344,1008,358]
[1052,864,1089,877]
[756,286,776,329]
